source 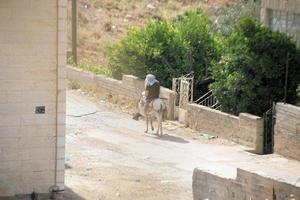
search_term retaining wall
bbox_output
[193,168,300,200]
[274,103,300,161]
[67,66,176,120]
[187,104,263,153]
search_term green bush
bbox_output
[210,18,300,116]
[107,10,218,87]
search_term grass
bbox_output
[68,56,112,77]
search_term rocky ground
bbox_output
[67,0,236,65]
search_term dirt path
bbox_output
[64,90,300,200]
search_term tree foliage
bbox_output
[107,10,218,87]
[210,18,300,116]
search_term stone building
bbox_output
[0,0,66,199]
[261,0,300,45]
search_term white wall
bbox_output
[0,0,66,197]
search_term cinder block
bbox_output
[57,137,65,148]
[57,89,67,103]
[20,147,55,161]
[55,170,65,183]
[19,136,56,149]
[0,115,21,126]
[11,6,56,20]
[57,102,66,113]
[21,114,56,126]
[21,125,56,137]
[56,147,65,159]
[0,8,12,19]
[58,66,67,78]
[58,6,67,19]
[58,78,67,90]
[0,126,20,138]
[0,172,22,197]
[58,55,66,66]
[57,113,66,125]
[21,90,56,103]
[0,146,20,161]
[0,0,30,8]
[0,103,22,115]
[59,0,68,7]
[55,182,65,191]
[0,160,21,173]
[21,160,55,172]
[57,124,66,137]
[58,42,67,55]
[56,159,65,171]
[58,19,67,31]
[21,171,55,188]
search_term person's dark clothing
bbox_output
[145,82,160,101]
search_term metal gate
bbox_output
[263,103,276,154]
[172,73,194,109]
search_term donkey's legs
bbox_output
[159,114,163,136]
[145,116,149,133]
[150,118,154,131]
[156,113,163,136]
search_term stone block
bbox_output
[193,168,300,200]
[274,103,300,160]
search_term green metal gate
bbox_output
[263,103,276,154]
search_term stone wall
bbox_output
[274,103,300,161]
[67,66,176,120]
[187,104,263,153]
[261,0,300,13]
[193,168,300,200]
[0,0,66,198]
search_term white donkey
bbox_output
[138,96,166,136]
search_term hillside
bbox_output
[67,0,236,66]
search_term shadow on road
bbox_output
[145,133,189,143]
[64,186,86,200]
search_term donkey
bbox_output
[138,97,166,136]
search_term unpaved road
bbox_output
[64,90,300,200]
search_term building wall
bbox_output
[274,103,300,161]
[67,66,176,120]
[187,104,264,153]
[193,168,300,200]
[0,0,66,198]
[261,0,300,45]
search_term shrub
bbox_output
[107,10,218,88]
[210,18,300,116]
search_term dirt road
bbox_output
[64,90,300,200]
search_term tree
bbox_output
[107,10,218,88]
[210,18,300,116]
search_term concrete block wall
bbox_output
[193,168,300,200]
[67,66,176,120]
[187,104,263,153]
[261,0,300,14]
[0,0,66,198]
[274,103,300,161]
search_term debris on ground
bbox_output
[200,133,217,140]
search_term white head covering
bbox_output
[145,74,158,87]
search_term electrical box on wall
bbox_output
[35,106,46,114]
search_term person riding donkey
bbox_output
[133,74,160,120]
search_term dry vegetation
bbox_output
[67,0,236,66]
